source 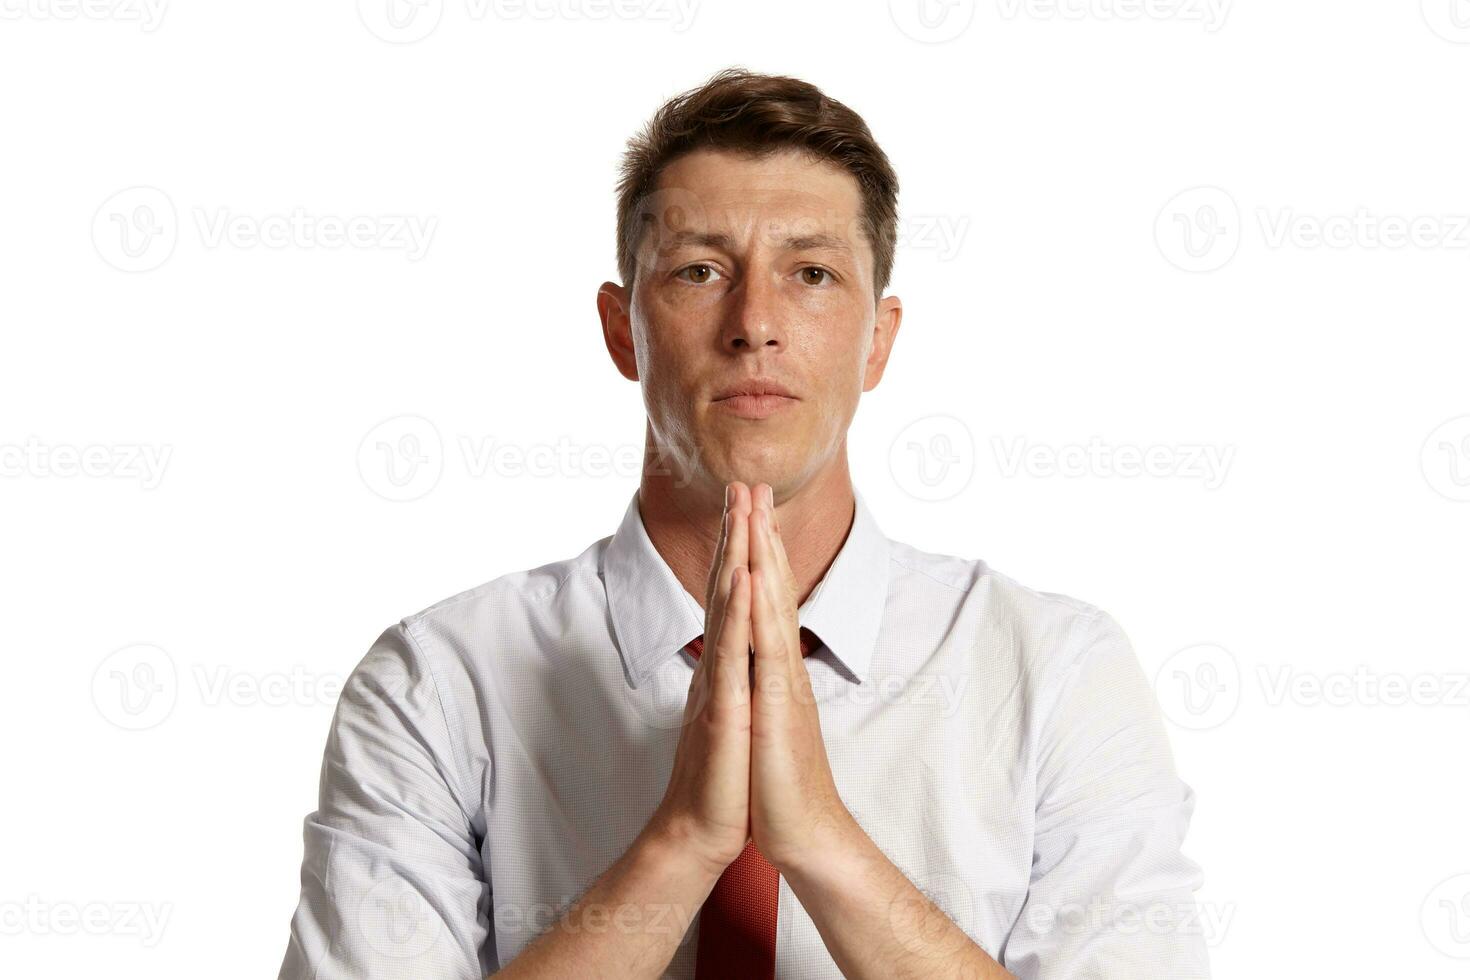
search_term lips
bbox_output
[712,378,797,401]
[711,378,798,420]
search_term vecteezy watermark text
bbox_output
[995,0,1230,31]
[93,186,437,272]
[357,415,680,502]
[992,436,1235,489]
[1157,186,1470,273]
[193,208,436,260]
[0,0,167,30]
[357,0,699,43]
[0,438,171,489]
[1157,644,1470,731]
[0,896,172,947]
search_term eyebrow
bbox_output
[663,230,853,253]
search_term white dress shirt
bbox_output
[278,488,1209,979]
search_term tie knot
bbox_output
[685,626,819,661]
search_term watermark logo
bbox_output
[1422,0,1470,43]
[1422,415,1470,502]
[92,644,178,731]
[888,870,975,958]
[889,0,976,43]
[1160,654,1470,730]
[1155,643,1240,730]
[358,0,444,42]
[894,428,1235,494]
[1422,873,1470,958]
[356,416,663,501]
[1155,186,1240,273]
[358,878,443,959]
[889,415,976,502]
[92,644,409,727]
[92,186,177,273]
[358,415,444,502]
[1159,188,1470,270]
[93,187,437,271]
[623,654,699,731]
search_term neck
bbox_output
[636,428,856,611]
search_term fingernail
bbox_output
[724,484,732,509]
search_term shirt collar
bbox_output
[603,487,891,689]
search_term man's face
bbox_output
[601,147,901,500]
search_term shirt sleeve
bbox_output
[1002,610,1211,980]
[277,622,493,979]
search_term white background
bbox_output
[2,0,1468,976]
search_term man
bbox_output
[277,68,1208,979]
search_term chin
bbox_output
[700,440,812,494]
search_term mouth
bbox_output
[714,393,797,419]
[711,378,799,420]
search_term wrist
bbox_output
[773,807,866,886]
[640,810,735,887]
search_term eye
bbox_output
[676,264,723,285]
[798,266,834,287]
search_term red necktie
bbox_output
[683,627,819,980]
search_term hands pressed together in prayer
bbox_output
[654,481,854,879]
[644,481,1014,980]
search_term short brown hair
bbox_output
[615,67,900,298]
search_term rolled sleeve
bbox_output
[277,623,492,979]
[1003,610,1210,980]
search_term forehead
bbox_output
[651,147,867,247]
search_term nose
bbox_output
[721,273,786,353]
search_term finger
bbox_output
[752,552,787,675]
[764,496,798,614]
[753,489,795,634]
[702,484,733,630]
[726,482,750,590]
[720,484,751,667]
[747,483,776,591]
[710,483,752,628]
[749,567,792,731]
[711,564,752,705]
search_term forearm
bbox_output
[781,814,1015,980]
[492,821,721,979]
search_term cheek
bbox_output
[631,298,682,379]
[822,353,870,434]
[803,319,869,391]
[634,326,701,431]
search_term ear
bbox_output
[597,280,639,382]
[861,294,902,392]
